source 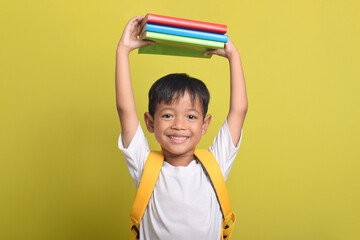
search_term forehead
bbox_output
[156,92,202,111]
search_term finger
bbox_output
[124,16,145,34]
[127,16,144,28]
[204,49,217,56]
[137,40,155,48]
[142,40,155,46]
[130,15,144,22]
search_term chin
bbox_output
[162,147,193,156]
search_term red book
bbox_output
[139,13,227,35]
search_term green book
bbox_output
[138,31,224,58]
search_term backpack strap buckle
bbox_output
[131,225,139,239]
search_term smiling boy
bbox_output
[144,73,212,166]
[116,16,248,240]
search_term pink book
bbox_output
[139,13,227,35]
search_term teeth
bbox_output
[170,136,187,140]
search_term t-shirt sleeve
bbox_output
[209,119,243,181]
[118,122,150,188]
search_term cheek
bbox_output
[153,126,161,136]
[153,129,163,144]
[153,122,166,138]
[193,124,205,137]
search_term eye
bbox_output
[187,115,196,120]
[162,114,172,119]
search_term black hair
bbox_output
[148,73,210,118]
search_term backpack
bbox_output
[129,149,236,240]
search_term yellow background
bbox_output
[1,0,359,239]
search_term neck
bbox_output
[162,149,195,167]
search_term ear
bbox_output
[201,114,212,135]
[144,112,155,133]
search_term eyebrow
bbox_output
[159,107,201,114]
[158,107,174,112]
[187,108,202,114]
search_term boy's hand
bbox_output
[204,37,239,59]
[117,16,154,54]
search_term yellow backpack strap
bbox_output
[129,151,164,240]
[194,149,236,240]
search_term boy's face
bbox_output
[145,91,211,159]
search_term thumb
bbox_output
[204,49,219,56]
[138,40,155,48]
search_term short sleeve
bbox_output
[209,119,243,181]
[118,122,150,188]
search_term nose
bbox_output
[171,117,185,130]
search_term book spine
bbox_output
[147,14,227,34]
[145,24,228,43]
[142,31,225,49]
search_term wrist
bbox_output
[227,50,240,62]
[116,45,131,56]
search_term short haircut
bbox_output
[148,73,210,118]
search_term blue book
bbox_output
[140,23,228,43]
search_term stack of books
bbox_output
[138,14,228,59]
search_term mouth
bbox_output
[168,135,189,143]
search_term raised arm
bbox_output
[204,38,248,146]
[116,16,153,148]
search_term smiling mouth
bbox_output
[168,135,189,143]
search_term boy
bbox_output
[116,16,248,240]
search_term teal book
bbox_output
[138,31,224,58]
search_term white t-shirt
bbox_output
[118,119,243,240]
